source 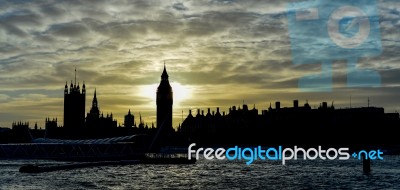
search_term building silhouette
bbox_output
[3,65,399,150]
[86,89,117,129]
[178,100,400,147]
[153,64,175,150]
[10,121,32,143]
[124,109,135,128]
[156,65,174,131]
[64,69,86,129]
[86,89,100,120]
[45,118,58,129]
[12,121,29,131]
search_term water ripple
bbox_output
[0,156,400,189]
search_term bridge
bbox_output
[0,135,147,160]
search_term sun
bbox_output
[140,82,192,106]
[171,82,192,105]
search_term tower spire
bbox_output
[92,88,98,108]
[74,67,77,86]
[156,62,173,147]
[161,62,168,80]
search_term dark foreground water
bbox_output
[1,156,399,189]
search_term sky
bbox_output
[0,0,400,129]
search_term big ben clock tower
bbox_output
[156,64,174,140]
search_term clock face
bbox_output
[157,92,173,100]
[328,6,371,49]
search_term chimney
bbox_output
[243,104,248,111]
[275,101,280,109]
[294,100,299,108]
[322,102,328,109]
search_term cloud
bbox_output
[0,0,399,128]
[172,3,188,11]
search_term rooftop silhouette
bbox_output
[178,101,400,147]
[0,66,399,151]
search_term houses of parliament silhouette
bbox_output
[1,66,175,146]
[178,101,400,148]
[1,65,400,149]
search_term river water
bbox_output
[1,156,399,189]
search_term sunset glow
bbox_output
[0,0,399,129]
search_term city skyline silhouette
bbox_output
[1,65,398,147]
[1,65,399,130]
